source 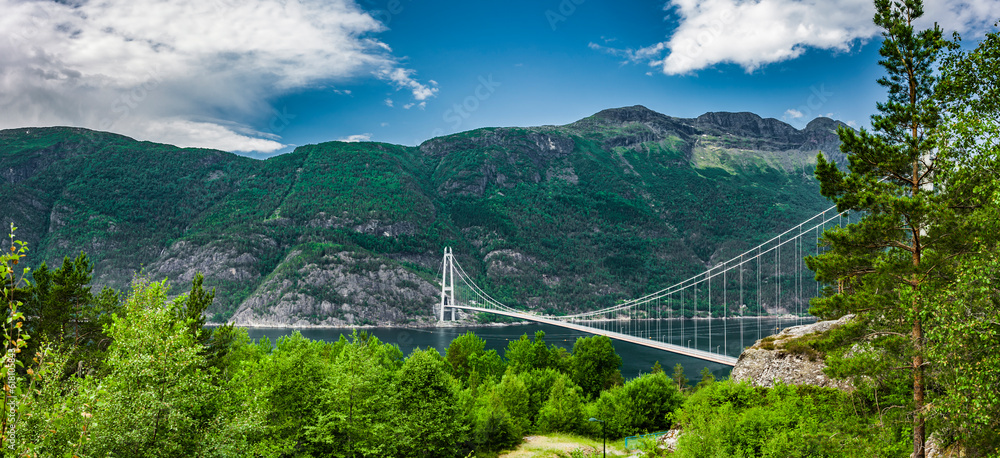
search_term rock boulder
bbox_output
[730,315,854,390]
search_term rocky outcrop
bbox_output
[353,219,417,237]
[146,238,273,284]
[731,315,854,390]
[924,434,969,458]
[574,106,847,153]
[693,112,803,147]
[570,105,698,153]
[581,105,698,136]
[484,249,542,279]
[230,250,438,327]
[658,429,682,453]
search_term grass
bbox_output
[483,433,631,458]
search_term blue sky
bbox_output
[280,0,884,150]
[1,0,996,155]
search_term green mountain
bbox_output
[0,106,846,326]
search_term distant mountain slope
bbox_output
[0,107,848,326]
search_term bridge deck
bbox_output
[451,305,739,366]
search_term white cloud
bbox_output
[339,133,372,142]
[402,102,415,109]
[784,108,805,119]
[922,0,1000,34]
[137,118,287,152]
[380,122,389,127]
[0,0,437,152]
[376,67,439,101]
[385,98,395,107]
[599,0,1000,75]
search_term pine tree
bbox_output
[807,1,948,455]
[26,254,94,345]
[671,363,688,392]
[173,273,214,344]
[695,367,715,391]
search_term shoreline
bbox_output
[207,315,813,330]
[204,320,536,330]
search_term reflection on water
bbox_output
[240,317,812,381]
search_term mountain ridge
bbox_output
[1,106,846,326]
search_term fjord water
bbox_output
[242,317,811,380]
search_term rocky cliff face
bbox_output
[730,315,854,390]
[147,238,273,285]
[229,248,438,327]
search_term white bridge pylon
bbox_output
[439,205,856,367]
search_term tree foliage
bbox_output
[673,381,906,457]
[570,335,623,399]
[536,375,587,434]
[590,372,684,438]
[672,363,689,392]
[87,278,264,457]
[307,331,398,457]
[388,348,468,457]
[504,330,553,374]
[926,26,1000,455]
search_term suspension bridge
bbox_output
[439,205,858,366]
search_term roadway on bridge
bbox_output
[450,305,740,366]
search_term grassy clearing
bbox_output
[486,433,631,458]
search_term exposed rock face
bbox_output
[147,239,272,284]
[694,112,802,147]
[692,111,846,153]
[584,105,698,137]
[230,250,438,327]
[484,249,541,279]
[353,219,417,237]
[731,315,854,390]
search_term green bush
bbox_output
[673,380,909,457]
[536,376,587,434]
[589,372,684,439]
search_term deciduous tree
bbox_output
[570,335,623,399]
[927,27,1000,455]
[388,348,468,457]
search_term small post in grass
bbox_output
[588,417,605,458]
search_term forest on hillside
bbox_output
[0,106,837,325]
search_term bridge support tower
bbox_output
[440,247,456,321]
